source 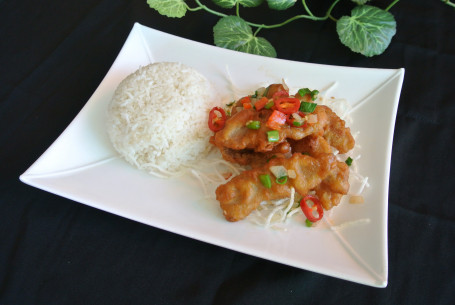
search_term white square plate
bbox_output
[20,23,404,287]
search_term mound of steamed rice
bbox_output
[106,62,215,176]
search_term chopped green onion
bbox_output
[305,219,313,227]
[345,157,353,166]
[298,88,319,101]
[310,90,319,100]
[251,91,258,98]
[259,174,272,188]
[292,121,303,127]
[298,88,311,97]
[276,176,288,185]
[264,101,274,109]
[226,101,235,107]
[300,102,317,113]
[267,130,280,142]
[246,120,261,130]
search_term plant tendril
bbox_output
[442,0,455,8]
[385,0,400,11]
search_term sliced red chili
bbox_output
[239,96,251,104]
[300,195,323,222]
[254,97,269,111]
[272,90,289,100]
[266,110,287,130]
[274,97,301,114]
[243,102,252,109]
[208,107,227,132]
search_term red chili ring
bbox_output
[208,107,227,132]
[300,195,323,222]
[274,97,301,114]
[272,90,289,100]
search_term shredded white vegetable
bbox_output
[248,187,302,230]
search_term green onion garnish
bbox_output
[298,88,319,101]
[298,88,311,97]
[305,219,313,227]
[292,121,302,127]
[246,120,261,130]
[300,102,317,113]
[276,176,288,185]
[226,101,235,107]
[345,157,353,166]
[310,90,319,101]
[267,130,280,142]
[259,174,272,189]
[264,101,274,109]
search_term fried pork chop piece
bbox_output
[215,142,291,168]
[315,161,350,210]
[212,106,328,154]
[289,106,354,155]
[215,153,336,222]
[214,105,330,151]
[212,108,280,152]
[319,105,355,154]
[281,105,328,140]
[289,135,332,157]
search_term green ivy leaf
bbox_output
[147,0,187,18]
[336,5,396,57]
[213,16,252,49]
[266,0,296,10]
[211,0,236,8]
[213,16,277,57]
[212,0,263,8]
[239,0,264,7]
[238,37,277,57]
[351,0,370,4]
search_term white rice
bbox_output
[106,62,215,176]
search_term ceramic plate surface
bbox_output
[20,23,404,287]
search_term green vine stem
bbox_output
[301,0,315,17]
[442,0,455,8]
[385,0,400,11]
[191,0,342,30]
[187,1,227,17]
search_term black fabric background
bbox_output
[1,0,454,304]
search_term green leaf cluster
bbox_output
[351,0,370,4]
[213,16,277,57]
[267,0,297,10]
[212,0,263,8]
[146,0,401,58]
[337,5,396,57]
[147,0,187,18]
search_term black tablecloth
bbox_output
[1,0,454,304]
